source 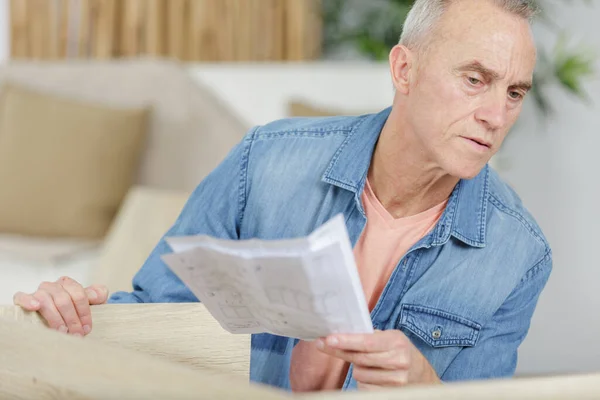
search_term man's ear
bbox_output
[389,45,414,94]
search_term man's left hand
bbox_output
[316,329,441,390]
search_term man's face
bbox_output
[402,0,537,179]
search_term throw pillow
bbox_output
[287,100,375,118]
[0,83,149,239]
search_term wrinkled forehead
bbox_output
[428,5,537,77]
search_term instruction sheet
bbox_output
[161,214,373,340]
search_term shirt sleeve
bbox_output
[107,126,258,304]
[440,252,552,381]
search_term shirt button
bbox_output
[432,329,442,339]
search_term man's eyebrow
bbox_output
[454,61,532,91]
[510,80,533,92]
[455,61,502,81]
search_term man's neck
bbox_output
[367,112,459,219]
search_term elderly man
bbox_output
[15,0,551,392]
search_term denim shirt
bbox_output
[108,107,552,391]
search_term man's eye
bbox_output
[509,91,523,100]
[467,77,481,85]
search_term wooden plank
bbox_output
[204,0,219,61]
[262,0,281,61]
[229,0,240,61]
[236,0,251,61]
[120,0,144,57]
[186,0,199,60]
[58,0,70,58]
[93,0,117,58]
[145,0,166,56]
[87,0,98,56]
[27,0,45,59]
[0,303,251,379]
[166,0,187,60]
[77,0,91,57]
[251,0,265,60]
[64,0,79,58]
[40,0,52,58]
[272,0,285,61]
[306,0,323,60]
[240,0,257,61]
[0,308,286,400]
[4,304,600,399]
[9,0,29,58]
[228,0,241,61]
[215,0,234,61]
[264,0,282,61]
[7,0,318,62]
[185,0,208,61]
[284,0,302,61]
[46,0,60,58]
[283,0,322,61]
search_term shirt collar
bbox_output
[322,107,489,248]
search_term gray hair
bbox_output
[399,0,540,51]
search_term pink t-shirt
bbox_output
[289,179,447,392]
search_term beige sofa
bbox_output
[0,57,249,304]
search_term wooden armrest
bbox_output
[0,312,285,400]
[0,303,250,379]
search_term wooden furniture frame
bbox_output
[1,304,599,399]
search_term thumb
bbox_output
[85,285,109,305]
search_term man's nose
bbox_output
[474,93,508,131]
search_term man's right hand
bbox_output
[13,276,109,336]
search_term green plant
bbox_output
[321,0,596,116]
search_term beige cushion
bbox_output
[0,83,149,239]
[288,99,374,117]
[0,59,249,192]
[91,186,190,293]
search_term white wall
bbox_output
[500,3,600,376]
[189,62,394,128]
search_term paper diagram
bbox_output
[161,213,375,338]
[219,304,255,319]
[224,320,261,331]
[264,287,340,315]
[185,264,248,288]
[203,285,248,305]
[255,308,344,338]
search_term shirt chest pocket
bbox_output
[395,304,482,374]
[398,304,481,347]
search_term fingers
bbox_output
[353,365,409,387]
[13,291,41,311]
[14,289,67,332]
[317,346,410,370]
[356,382,383,391]
[61,277,93,335]
[85,284,109,305]
[13,277,104,337]
[40,280,85,336]
[317,330,440,388]
[320,330,407,353]
[33,289,68,333]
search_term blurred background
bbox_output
[0,0,597,380]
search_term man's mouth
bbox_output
[462,136,491,149]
